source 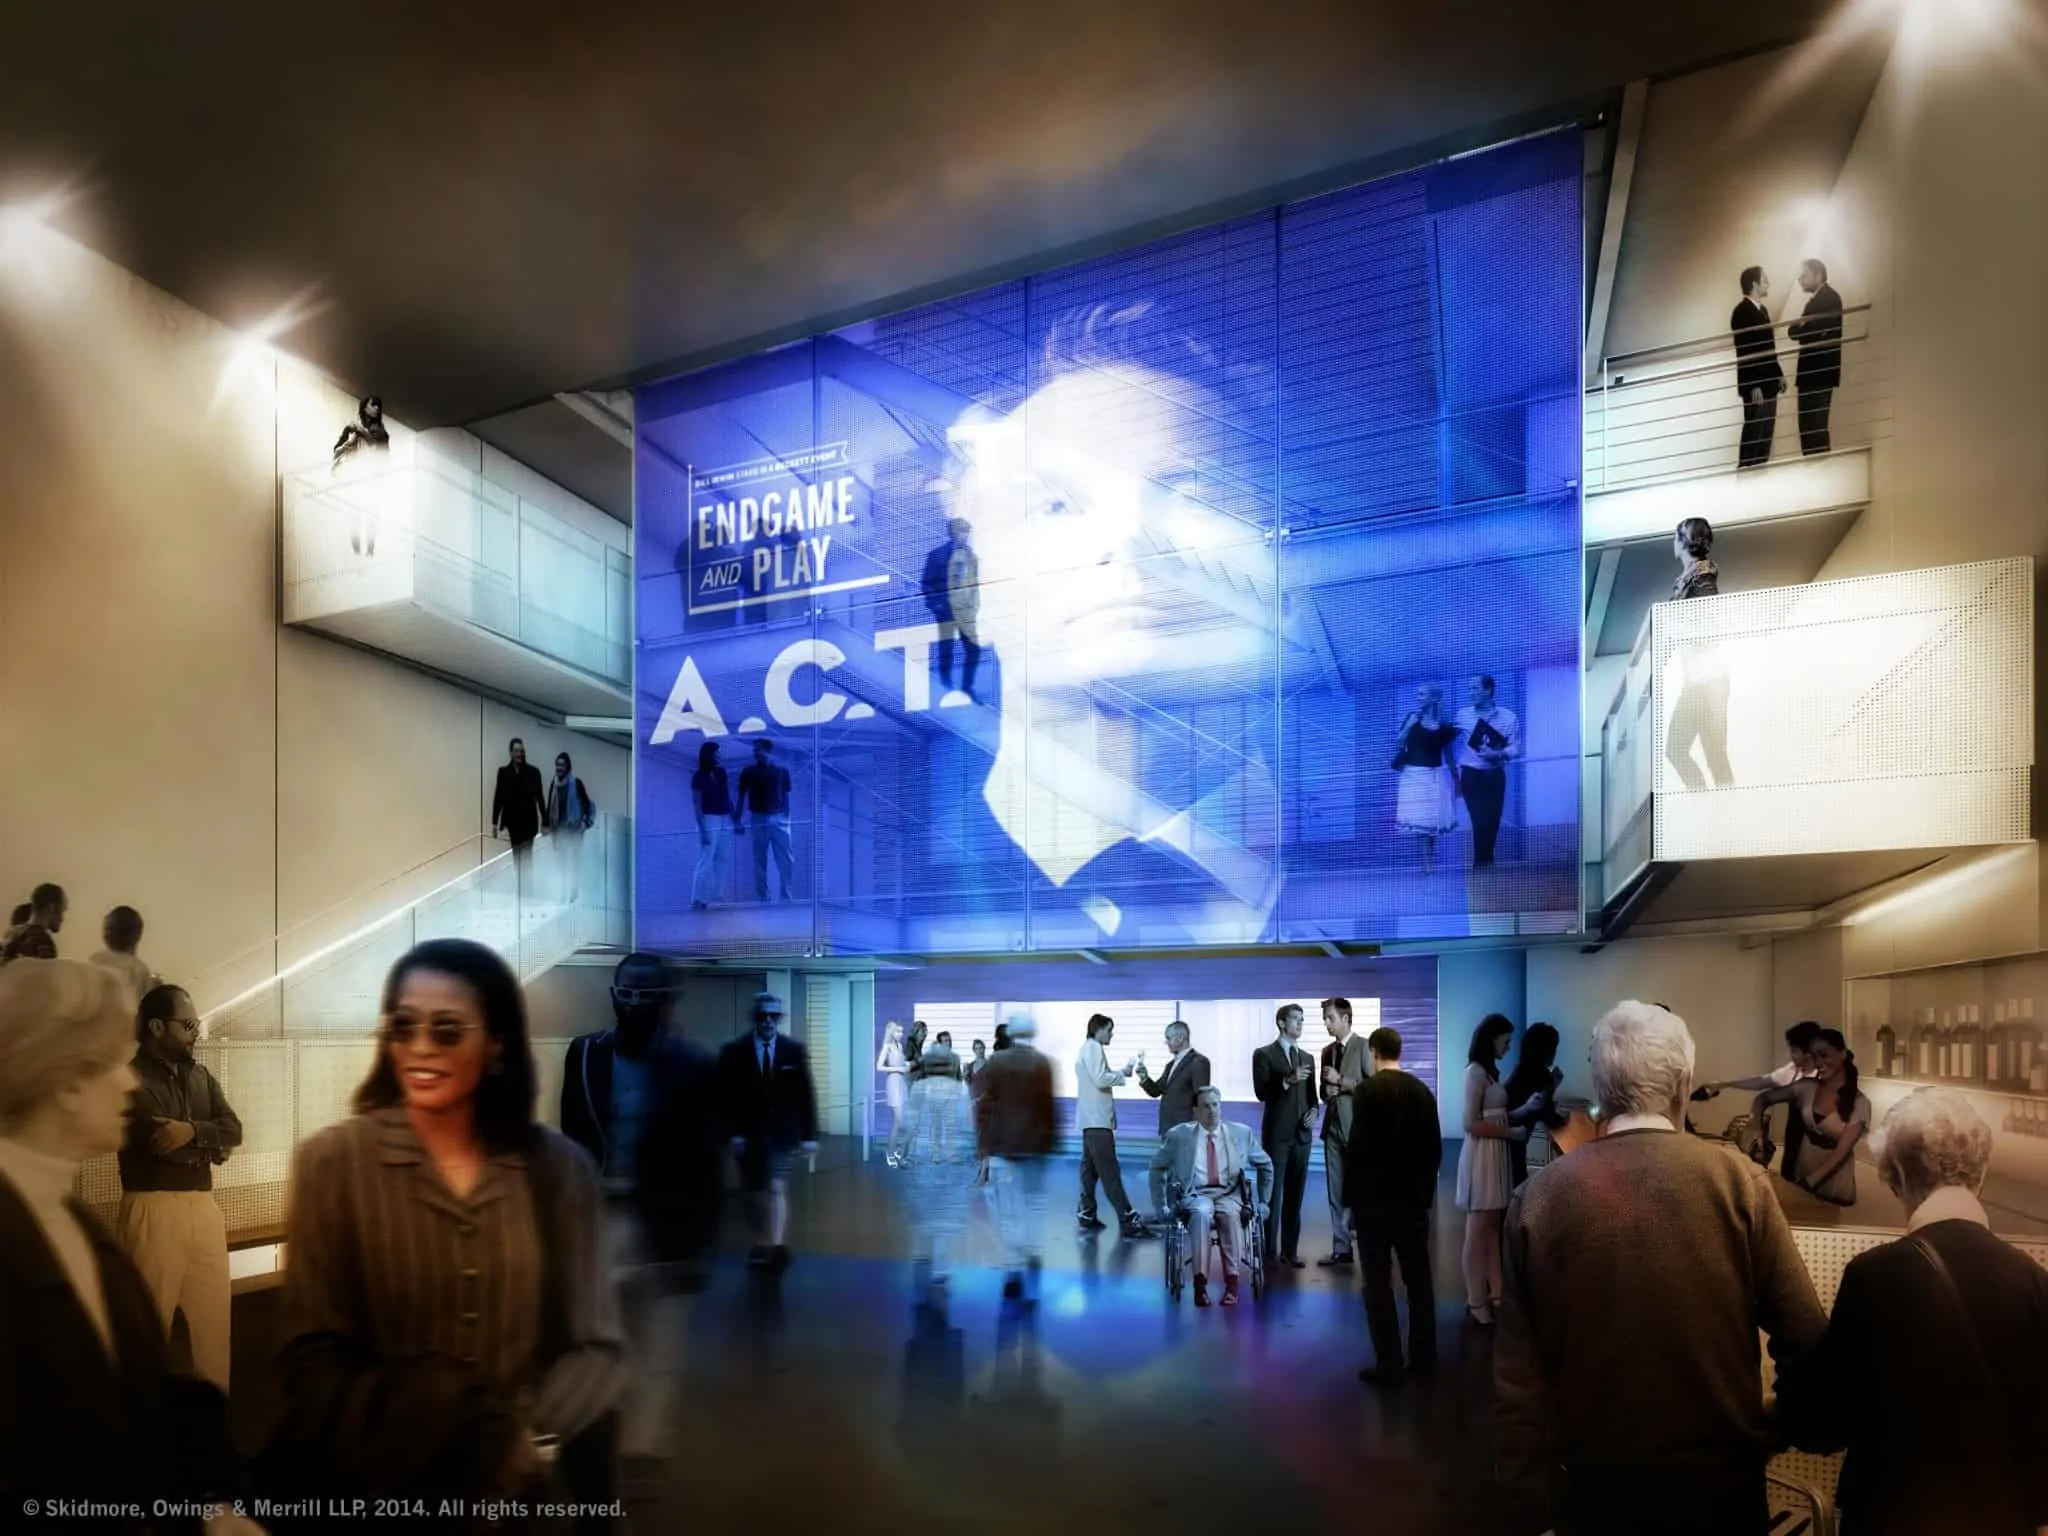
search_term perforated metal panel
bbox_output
[1654,558,2033,860]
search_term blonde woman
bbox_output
[878,1020,911,1167]
[0,960,256,1533]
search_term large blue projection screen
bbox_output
[635,132,1582,957]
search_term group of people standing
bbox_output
[1731,257,1845,468]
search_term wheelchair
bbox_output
[1162,1175,1265,1305]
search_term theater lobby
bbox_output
[4,1,2048,1533]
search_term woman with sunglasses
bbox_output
[264,939,624,1530]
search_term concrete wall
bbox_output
[0,225,628,1002]
[1525,935,1775,1133]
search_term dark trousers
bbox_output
[1737,387,1778,467]
[937,628,983,698]
[1078,1127,1134,1224]
[1797,386,1833,455]
[1560,1468,1767,1536]
[1358,1207,1435,1374]
[1459,767,1506,866]
[1323,1134,1352,1257]
[1265,1137,1309,1261]
[1780,1098,1806,1179]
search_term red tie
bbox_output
[1206,1131,1220,1189]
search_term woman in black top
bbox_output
[1391,683,1461,874]
[1665,517,1733,791]
[689,741,736,911]
[1503,1021,1567,1186]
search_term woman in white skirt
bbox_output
[1456,1014,1528,1325]
[878,1021,911,1167]
[1391,685,1461,874]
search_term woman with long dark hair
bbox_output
[1456,1014,1525,1324]
[1503,1021,1567,1186]
[265,939,623,1530]
[1790,1028,1868,1206]
[690,740,736,911]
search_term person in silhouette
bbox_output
[1730,267,1783,468]
[920,517,983,706]
[1787,260,1844,455]
[1664,517,1731,792]
[491,739,549,898]
[332,396,392,555]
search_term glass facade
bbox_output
[635,131,1583,956]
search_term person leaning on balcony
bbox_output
[1663,518,1732,792]
[0,960,258,1536]
[1777,1088,2048,1535]
[1730,266,1783,468]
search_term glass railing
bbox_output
[197,813,632,1038]
[281,456,631,686]
[1599,559,2031,880]
[1585,304,1886,492]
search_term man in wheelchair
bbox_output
[1149,1086,1275,1307]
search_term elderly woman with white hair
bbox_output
[1778,1088,2048,1535]
[1494,1000,1825,1536]
[0,960,258,1534]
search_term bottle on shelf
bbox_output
[2021,997,2043,1092]
[1989,1002,2008,1087]
[1915,1008,1938,1079]
[1876,1019,1899,1079]
[1962,1005,1983,1083]
[1937,1009,1954,1081]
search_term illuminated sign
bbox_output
[685,443,874,613]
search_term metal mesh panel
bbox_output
[1654,558,2033,859]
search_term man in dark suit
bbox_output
[1135,1019,1210,1136]
[562,953,720,1281]
[1787,258,1844,456]
[1730,266,1783,468]
[1778,1088,2048,1535]
[1252,1003,1317,1269]
[920,516,982,704]
[716,991,819,1271]
[490,737,549,889]
[1345,1027,1444,1386]
[1317,997,1370,1267]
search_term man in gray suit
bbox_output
[1135,1020,1211,1136]
[1150,1086,1273,1307]
[1317,997,1369,1268]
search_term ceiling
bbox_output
[1,0,1835,437]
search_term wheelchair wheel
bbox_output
[1164,1221,1185,1304]
[1246,1211,1266,1301]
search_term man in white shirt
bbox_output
[88,905,156,1007]
[1693,1020,1822,1176]
[1150,1086,1273,1307]
[1454,674,1522,868]
[1074,1012,1146,1236]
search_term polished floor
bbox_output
[224,1141,1986,1535]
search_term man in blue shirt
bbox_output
[735,737,796,902]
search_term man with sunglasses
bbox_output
[716,991,819,1271]
[562,954,718,1458]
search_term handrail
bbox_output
[1601,302,1874,373]
[1595,329,1870,395]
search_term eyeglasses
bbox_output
[612,986,677,1007]
[381,1016,483,1049]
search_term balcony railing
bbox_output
[1585,304,1887,493]
[282,456,631,688]
[1600,559,2031,901]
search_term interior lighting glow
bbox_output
[1840,844,2032,926]
[213,290,322,407]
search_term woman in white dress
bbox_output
[1457,1014,1532,1325]
[1392,685,1461,874]
[877,1021,910,1167]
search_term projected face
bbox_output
[947,358,1261,694]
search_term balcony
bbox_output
[1598,558,2033,933]
[282,455,631,718]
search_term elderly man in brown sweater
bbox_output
[1494,1000,1825,1536]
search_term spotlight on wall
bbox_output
[213,290,324,406]
[0,186,78,265]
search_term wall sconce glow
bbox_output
[0,186,83,299]
[1840,844,2034,926]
